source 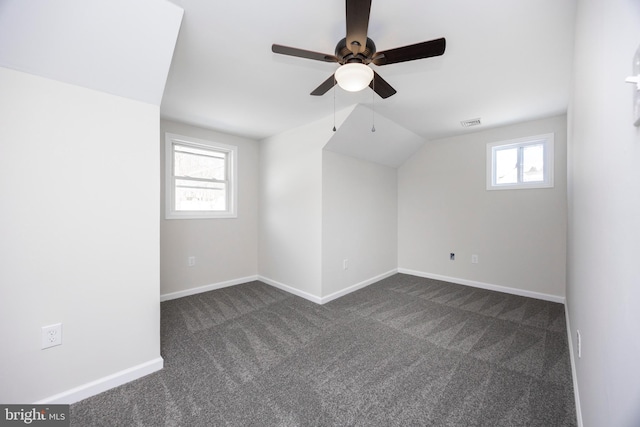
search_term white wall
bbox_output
[0,68,161,403]
[567,0,640,425]
[258,117,337,298]
[160,120,259,298]
[398,115,568,300]
[321,151,397,298]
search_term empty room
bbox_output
[1,0,639,426]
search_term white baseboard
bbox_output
[564,303,584,427]
[257,275,323,304]
[319,269,397,304]
[397,268,565,304]
[258,270,397,305]
[160,275,259,302]
[35,357,164,404]
[161,269,398,308]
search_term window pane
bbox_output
[175,180,226,211]
[174,145,226,180]
[522,144,544,182]
[486,133,553,191]
[495,147,518,184]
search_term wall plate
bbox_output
[632,45,640,126]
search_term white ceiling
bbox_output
[0,0,183,106]
[161,0,576,141]
[325,104,426,167]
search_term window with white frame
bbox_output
[486,133,554,190]
[165,133,237,219]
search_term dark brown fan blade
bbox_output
[369,71,396,98]
[346,0,372,54]
[272,44,339,63]
[310,74,337,96]
[372,38,446,66]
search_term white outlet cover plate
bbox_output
[42,323,62,349]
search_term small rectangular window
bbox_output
[487,133,554,190]
[165,133,237,219]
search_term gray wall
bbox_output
[160,120,259,297]
[567,0,640,425]
[398,115,568,300]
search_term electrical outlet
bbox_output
[343,259,349,270]
[471,254,478,264]
[450,253,455,261]
[188,256,196,267]
[577,330,582,358]
[42,323,62,349]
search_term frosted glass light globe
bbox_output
[335,63,374,92]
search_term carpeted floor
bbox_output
[71,274,577,426]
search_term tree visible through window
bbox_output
[487,133,554,190]
[165,133,237,219]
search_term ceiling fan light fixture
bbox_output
[335,63,373,92]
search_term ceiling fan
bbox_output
[271,0,446,99]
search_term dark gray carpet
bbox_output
[71,274,577,426]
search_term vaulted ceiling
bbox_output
[161,0,576,141]
[0,0,576,143]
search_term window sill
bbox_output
[165,212,238,220]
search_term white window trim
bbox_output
[165,133,238,219]
[486,133,554,191]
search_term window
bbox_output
[486,133,554,190]
[165,133,237,219]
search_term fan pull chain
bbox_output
[332,75,337,132]
[371,77,376,132]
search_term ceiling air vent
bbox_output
[461,118,481,128]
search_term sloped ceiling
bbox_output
[161,0,576,140]
[0,0,184,106]
[324,104,425,168]
[0,0,576,141]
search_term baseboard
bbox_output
[35,357,164,404]
[397,268,565,304]
[257,275,323,304]
[258,270,397,305]
[564,302,584,427]
[160,275,259,302]
[161,270,398,307]
[319,269,398,304]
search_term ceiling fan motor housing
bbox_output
[335,37,377,64]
